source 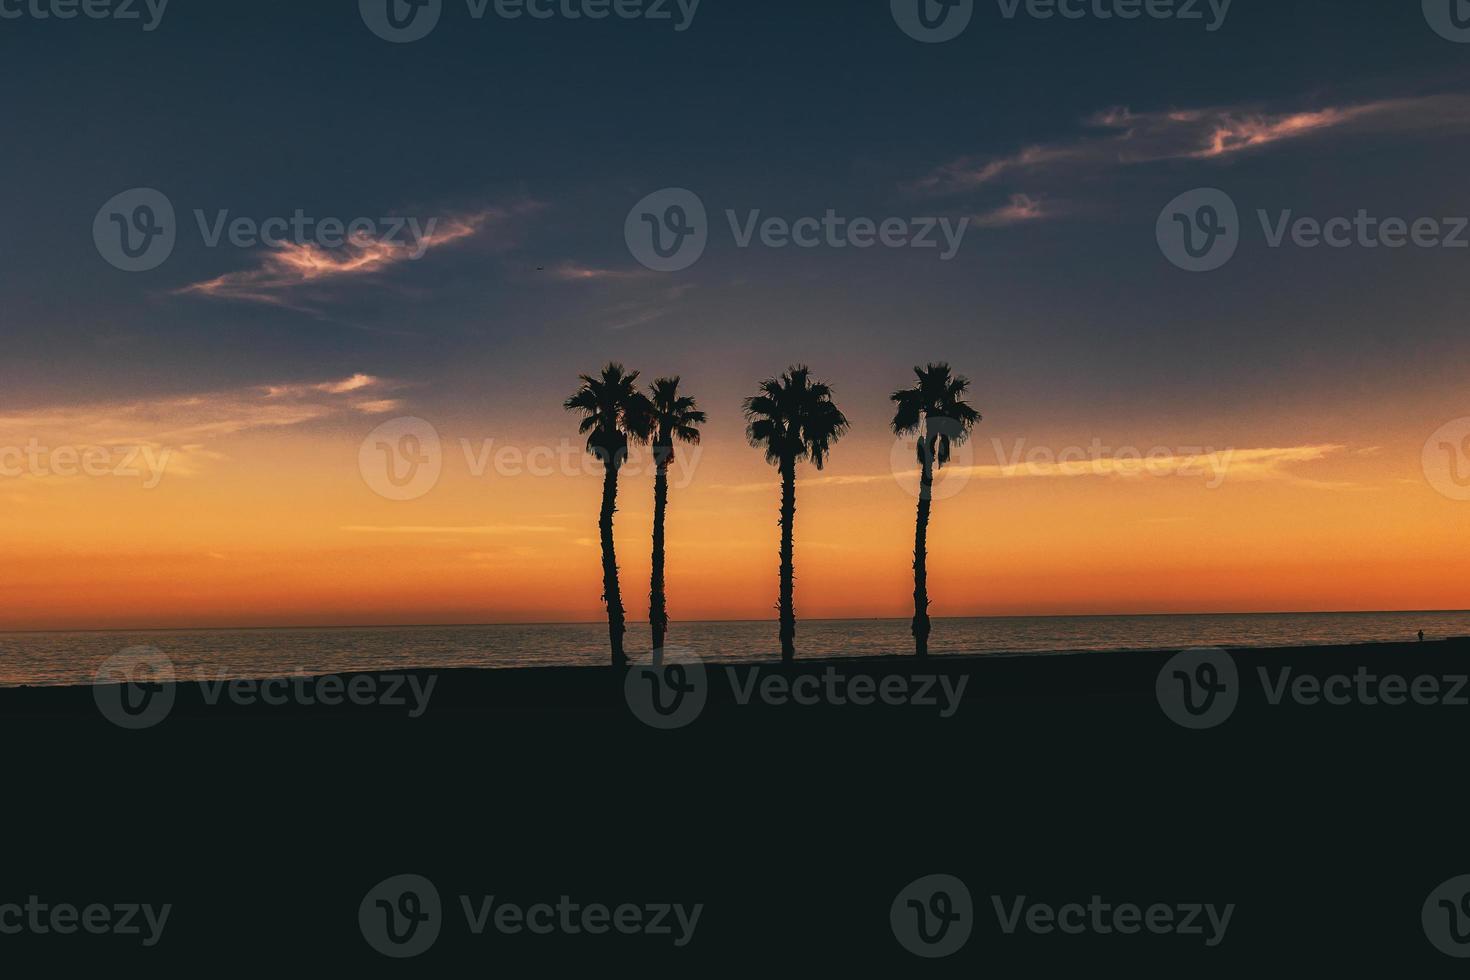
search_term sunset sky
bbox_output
[2,0,1468,630]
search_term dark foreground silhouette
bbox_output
[6,637,1468,972]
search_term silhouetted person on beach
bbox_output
[1419,630,1426,643]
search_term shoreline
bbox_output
[4,637,1465,706]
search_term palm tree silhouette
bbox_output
[647,377,707,664]
[891,363,981,658]
[743,365,850,664]
[564,363,652,668]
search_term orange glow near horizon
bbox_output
[2,377,1467,632]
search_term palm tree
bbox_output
[890,363,982,658]
[743,366,850,664]
[564,363,652,668]
[647,377,707,663]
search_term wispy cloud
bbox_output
[341,525,567,535]
[714,444,1364,492]
[974,193,1053,228]
[545,261,653,282]
[177,214,489,305]
[0,375,401,480]
[909,93,1470,199]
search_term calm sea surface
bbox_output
[1,611,1467,688]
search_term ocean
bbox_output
[1,610,1467,688]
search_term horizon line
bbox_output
[3,608,1468,636]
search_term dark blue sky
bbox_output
[2,0,1467,444]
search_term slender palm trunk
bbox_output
[778,455,797,663]
[913,441,934,658]
[598,455,627,668]
[650,443,670,663]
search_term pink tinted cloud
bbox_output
[176,208,523,305]
[911,95,1470,197]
